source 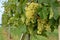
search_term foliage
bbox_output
[2,0,60,40]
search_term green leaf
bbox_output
[38,12,43,19]
[10,24,26,36]
[38,7,49,19]
[30,35,48,40]
[2,13,9,27]
[50,25,55,32]
[53,8,59,20]
[38,0,48,3]
[49,7,54,19]
[49,18,57,25]
[42,7,48,19]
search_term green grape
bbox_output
[37,19,44,34]
[40,19,47,24]
[25,10,34,20]
[44,23,51,31]
[26,18,30,25]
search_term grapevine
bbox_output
[2,0,60,40]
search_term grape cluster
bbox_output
[25,2,41,25]
[37,19,44,34]
[37,19,51,34]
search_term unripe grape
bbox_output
[44,23,51,31]
[37,30,42,34]
[37,19,44,34]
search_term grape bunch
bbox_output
[37,19,44,34]
[25,2,41,25]
[37,18,51,34]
